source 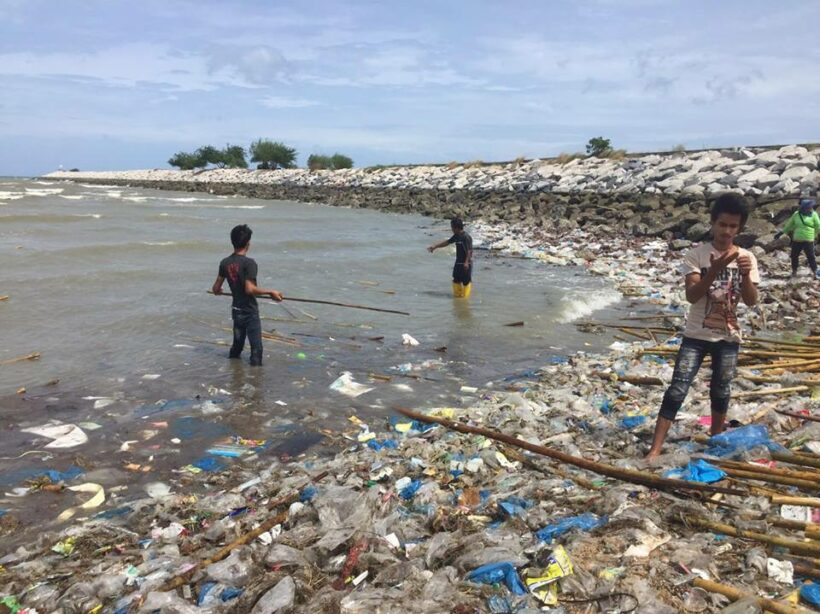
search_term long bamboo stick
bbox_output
[208,291,409,316]
[714,459,820,483]
[0,352,41,366]
[734,386,810,399]
[777,410,820,423]
[772,452,820,471]
[159,471,328,592]
[592,371,664,386]
[719,467,818,491]
[395,408,745,496]
[692,578,808,614]
[771,495,820,508]
[685,516,820,557]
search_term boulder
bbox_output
[686,222,711,241]
[781,165,813,182]
[738,168,780,187]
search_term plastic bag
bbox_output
[706,425,784,457]
[801,581,820,606]
[466,562,528,595]
[535,513,607,543]
[663,459,726,484]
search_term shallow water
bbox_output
[0,178,624,530]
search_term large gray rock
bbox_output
[738,168,780,187]
[781,165,813,181]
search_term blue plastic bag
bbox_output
[706,425,784,457]
[801,581,820,606]
[620,416,646,429]
[498,496,533,518]
[399,479,422,500]
[466,562,528,595]
[535,513,607,543]
[367,439,399,451]
[664,459,727,484]
[299,485,318,502]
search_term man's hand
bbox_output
[270,291,284,302]
[737,254,754,278]
[212,288,222,295]
[427,245,436,253]
[708,248,739,277]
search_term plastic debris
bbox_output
[466,562,528,595]
[664,459,727,484]
[329,372,374,397]
[535,513,607,543]
[22,422,88,448]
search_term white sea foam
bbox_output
[218,205,264,209]
[79,183,120,189]
[25,188,64,196]
[123,196,149,202]
[105,191,122,198]
[556,288,622,323]
[59,195,84,200]
[73,213,102,219]
[0,191,25,200]
[142,241,176,246]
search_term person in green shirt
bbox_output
[776,198,820,278]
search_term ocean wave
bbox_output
[217,205,265,209]
[59,195,84,200]
[25,188,64,196]
[74,213,102,219]
[556,288,621,323]
[123,196,149,202]
[79,183,121,189]
[141,241,177,246]
[0,191,25,200]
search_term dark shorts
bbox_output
[453,263,472,285]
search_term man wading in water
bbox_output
[646,194,760,459]
[212,224,283,366]
[428,217,474,298]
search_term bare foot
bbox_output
[645,450,661,460]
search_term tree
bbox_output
[586,137,612,157]
[307,154,331,170]
[330,153,353,169]
[307,153,354,170]
[195,145,223,167]
[222,144,248,169]
[250,139,297,169]
[168,151,205,170]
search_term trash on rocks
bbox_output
[535,513,607,543]
[664,459,727,484]
[466,562,528,595]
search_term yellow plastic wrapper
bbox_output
[524,545,574,605]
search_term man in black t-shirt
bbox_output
[212,224,283,366]
[428,217,474,298]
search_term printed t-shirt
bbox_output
[218,254,258,311]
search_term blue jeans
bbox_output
[230,308,263,366]
[659,336,739,420]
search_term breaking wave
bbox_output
[556,288,621,323]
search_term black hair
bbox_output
[710,193,749,228]
[230,224,252,249]
[450,217,464,230]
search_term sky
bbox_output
[1,0,819,175]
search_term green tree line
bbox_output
[168,140,353,171]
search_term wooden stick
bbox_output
[734,386,810,399]
[159,471,328,592]
[395,407,745,496]
[208,291,409,316]
[0,352,41,366]
[771,494,820,508]
[692,578,808,614]
[592,371,664,386]
[777,410,820,423]
[714,459,820,483]
[685,516,820,557]
[0,295,9,301]
[718,467,818,491]
[772,452,820,471]
[499,445,600,491]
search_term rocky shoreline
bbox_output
[47,144,819,251]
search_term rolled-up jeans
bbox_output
[659,336,739,420]
[230,307,263,366]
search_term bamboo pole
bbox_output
[734,386,810,399]
[771,495,820,508]
[692,578,808,614]
[208,291,409,316]
[777,410,820,423]
[0,352,41,366]
[714,460,820,483]
[719,467,818,491]
[772,452,820,471]
[159,471,328,592]
[499,445,600,491]
[740,374,820,386]
[685,516,820,557]
[395,408,745,496]
[592,371,664,386]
